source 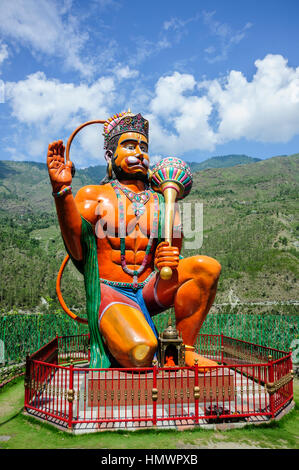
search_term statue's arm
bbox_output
[47,140,98,261]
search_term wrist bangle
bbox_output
[52,185,72,198]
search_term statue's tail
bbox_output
[56,254,88,325]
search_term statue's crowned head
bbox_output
[102,110,150,183]
[103,111,149,153]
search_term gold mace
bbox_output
[160,181,182,280]
[150,158,193,281]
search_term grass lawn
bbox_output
[0,376,298,450]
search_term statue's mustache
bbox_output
[127,155,149,168]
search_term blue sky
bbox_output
[1,0,299,167]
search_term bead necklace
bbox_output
[111,181,159,289]
[111,179,151,217]
[100,270,156,289]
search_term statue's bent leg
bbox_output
[153,255,221,368]
[98,284,157,368]
[174,256,221,341]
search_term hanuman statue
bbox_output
[47,111,221,369]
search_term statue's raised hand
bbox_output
[47,140,74,193]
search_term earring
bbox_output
[108,160,112,179]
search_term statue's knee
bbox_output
[191,256,221,283]
[209,258,222,280]
[130,336,158,367]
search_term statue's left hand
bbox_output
[154,241,180,272]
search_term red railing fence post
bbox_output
[68,361,74,430]
[289,349,294,401]
[221,332,224,364]
[152,359,158,426]
[194,358,199,424]
[268,354,275,419]
[24,354,31,408]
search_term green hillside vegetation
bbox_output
[189,154,261,172]
[0,154,298,315]
[184,154,299,309]
[0,154,273,214]
[0,160,106,213]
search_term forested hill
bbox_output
[0,153,298,315]
[0,160,107,214]
[0,153,260,212]
[189,154,261,172]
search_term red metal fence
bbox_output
[24,334,294,431]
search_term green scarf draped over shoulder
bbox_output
[66,191,165,369]
[67,216,110,368]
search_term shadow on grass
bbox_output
[0,407,24,427]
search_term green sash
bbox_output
[81,217,111,368]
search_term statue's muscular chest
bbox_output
[95,191,156,253]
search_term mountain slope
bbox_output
[189,154,261,172]
[184,153,299,308]
[0,153,298,313]
[0,154,259,212]
[0,160,107,214]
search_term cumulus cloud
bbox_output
[4,54,299,164]
[149,72,216,154]
[6,72,116,164]
[7,72,115,126]
[0,0,94,77]
[207,54,299,143]
[148,54,299,155]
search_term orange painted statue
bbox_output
[47,111,221,369]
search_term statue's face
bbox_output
[113,132,149,177]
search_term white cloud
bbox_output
[6,71,116,164]
[0,42,9,75]
[149,155,163,166]
[128,36,172,67]
[0,0,94,77]
[113,65,139,81]
[149,72,216,154]
[150,72,196,117]
[7,72,115,127]
[207,54,299,143]
[0,43,9,65]
[148,54,299,154]
[4,54,299,164]
[163,13,200,33]
[202,10,253,63]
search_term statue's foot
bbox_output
[185,350,218,372]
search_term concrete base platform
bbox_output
[23,362,291,434]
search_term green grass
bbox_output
[0,376,298,449]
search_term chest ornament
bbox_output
[110,181,159,289]
[111,179,151,217]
